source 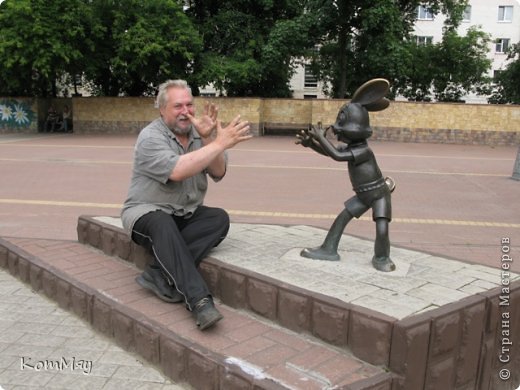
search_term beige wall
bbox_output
[73,96,265,135]
[374,101,519,133]
[306,99,519,133]
[200,97,264,124]
[269,99,519,144]
[305,100,520,145]
[2,95,518,145]
[262,99,312,128]
[71,96,520,133]
[75,97,156,122]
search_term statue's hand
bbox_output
[295,129,313,147]
[309,124,325,138]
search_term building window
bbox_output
[495,38,510,53]
[493,70,503,81]
[303,95,317,99]
[498,6,513,22]
[415,36,433,45]
[462,5,471,21]
[304,66,318,88]
[417,5,434,20]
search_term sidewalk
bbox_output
[0,268,186,390]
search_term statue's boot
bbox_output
[300,209,353,261]
[372,256,395,272]
[300,246,340,261]
[373,218,394,272]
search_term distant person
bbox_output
[44,105,59,132]
[121,79,252,330]
[59,105,71,132]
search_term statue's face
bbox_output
[334,128,352,144]
[332,104,354,143]
[334,105,349,129]
[332,103,372,142]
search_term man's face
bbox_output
[160,87,195,135]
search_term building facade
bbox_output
[290,0,520,102]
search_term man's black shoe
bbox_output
[193,297,223,330]
[135,265,183,303]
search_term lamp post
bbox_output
[513,146,520,181]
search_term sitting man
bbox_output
[44,105,60,132]
[121,79,252,330]
[59,104,71,132]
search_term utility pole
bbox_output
[513,146,520,181]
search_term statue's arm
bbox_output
[296,128,328,156]
[308,138,328,156]
[312,128,354,162]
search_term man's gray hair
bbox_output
[155,79,192,108]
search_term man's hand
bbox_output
[187,103,218,138]
[169,114,251,182]
[215,115,252,149]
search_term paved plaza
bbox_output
[96,217,520,320]
[0,132,519,388]
[0,268,186,389]
[0,133,518,271]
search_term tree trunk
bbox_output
[336,1,349,98]
[51,74,57,97]
[337,32,347,98]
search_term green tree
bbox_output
[303,0,472,98]
[0,0,93,96]
[86,0,202,96]
[0,0,202,97]
[304,0,412,98]
[432,27,491,102]
[185,0,307,97]
[488,43,520,104]
[394,40,436,101]
[396,27,491,102]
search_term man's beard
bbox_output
[172,126,191,136]
[164,119,191,136]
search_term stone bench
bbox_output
[261,122,309,136]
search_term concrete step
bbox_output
[76,216,397,368]
[74,215,520,390]
[0,236,392,390]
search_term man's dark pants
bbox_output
[131,206,230,310]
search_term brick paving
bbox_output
[214,222,519,319]
[1,236,389,389]
[0,267,186,390]
[94,216,520,320]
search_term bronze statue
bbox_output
[296,78,396,272]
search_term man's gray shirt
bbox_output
[121,117,226,234]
